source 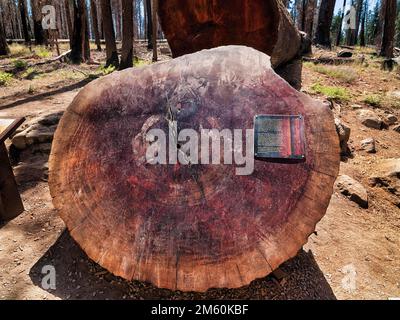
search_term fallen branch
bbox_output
[30,50,71,67]
[303,56,355,65]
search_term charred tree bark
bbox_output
[359,1,366,47]
[31,0,46,45]
[70,0,90,63]
[91,0,102,51]
[101,0,119,67]
[0,20,10,56]
[336,0,347,46]
[120,0,134,69]
[146,0,153,49]
[18,0,31,43]
[152,0,158,61]
[64,0,74,43]
[314,0,336,48]
[379,0,397,58]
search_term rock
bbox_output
[335,175,368,208]
[384,114,398,125]
[11,132,27,149]
[37,112,63,126]
[389,91,400,99]
[368,158,400,197]
[14,160,49,184]
[357,109,383,129]
[11,122,56,150]
[335,118,351,154]
[351,104,363,110]
[360,137,376,153]
[337,50,353,58]
[393,124,400,133]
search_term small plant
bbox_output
[35,46,52,58]
[0,71,13,86]
[310,83,350,102]
[99,64,116,75]
[22,67,39,80]
[13,59,28,70]
[363,94,382,107]
[134,57,150,67]
[28,85,35,94]
[9,43,31,57]
[305,63,358,83]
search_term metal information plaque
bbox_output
[254,115,306,160]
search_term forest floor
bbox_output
[0,43,399,300]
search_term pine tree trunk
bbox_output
[314,0,336,48]
[152,0,157,61]
[336,0,346,46]
[359,2,366,46]
[0,19,10,56]
[304,0,316,37]
[32,0,46,45]
[90,0,102,51]
[18,0,31,43]
[65,0,73,43]
[101,0,119,67]
[70,0,90,63]
[379,0,397,58]
[120,0,133,69]
[146,0,153,49]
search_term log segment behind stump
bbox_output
[157,0,301,68]
[49,46,339,292]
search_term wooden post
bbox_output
[0,118,25,221]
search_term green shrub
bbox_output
[363,94,382,107]
[0,71,13,86]
[35,46,52,58]
[13,59,28,70]
[22,67,39,80]
[310,83,350,102]
[305,63,358,83]
[99,65,116,75]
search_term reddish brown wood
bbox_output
[49,46,339,292]
[157,0,302,68]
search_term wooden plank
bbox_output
[0,117,25,144]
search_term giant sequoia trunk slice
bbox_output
[49,46,339,292]
[157,0,302,68]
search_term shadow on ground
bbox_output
[30,230,336,300]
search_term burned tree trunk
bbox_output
[101,0,119,67]
[0,20,9,56]
[146,0,153,49]
[49,46,339,292]
[31,0,46,45]
[90,0,102,51]
[158,0,301,68]
[379,0,397,58]
[120,0,134,69]
[18,0,31,43]
[336,0,347,46]
[65,0,73,43]
[314,0,336,48]
[70,0,90,63]
[152,0,158,61]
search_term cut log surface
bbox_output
[157,0,302,67]
[49,46,340,292]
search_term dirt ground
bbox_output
[0,44,399,300]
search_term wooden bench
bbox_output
[0,117,25,221]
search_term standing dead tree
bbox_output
[90,0,102,51]
[378,0,397,58]
[0,19,10,56]
[101,0,119,67]
[70,0,91,63]
[120,0,134,69]
[18,0,31,44]
[314,0,336,48]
